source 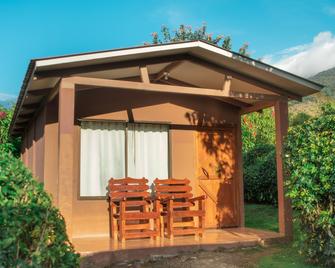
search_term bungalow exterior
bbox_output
[10,41,321,255]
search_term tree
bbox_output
[148,24,250,56]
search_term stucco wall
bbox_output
[71,89,240,238]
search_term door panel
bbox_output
[196,129,237,228]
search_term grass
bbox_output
[244,203,319,268]
[244,203,278,232]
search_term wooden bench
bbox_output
[154,178,206,239]
[108,177,160,242]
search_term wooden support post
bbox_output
[274,99,293,239]
[58,79,75,238]
[236,116,245,227]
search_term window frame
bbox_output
[78,119,171,199]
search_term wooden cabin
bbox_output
[10,41,321,258]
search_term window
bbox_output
[80,121,169,197]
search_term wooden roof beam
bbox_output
[66,76,232,98]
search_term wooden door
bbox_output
[196,129,238,228]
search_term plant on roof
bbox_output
[147,23,250,56]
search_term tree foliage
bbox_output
[0,149,80,267]
[243,144,277,204]
[0,105,21,156]
[148,24,250,56]
[285,106,335,266]
[242,108,277,204]
[241,108,275,153]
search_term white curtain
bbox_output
[80,121,126,196]
[127,123,169,187]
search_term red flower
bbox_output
[0,111,6,119]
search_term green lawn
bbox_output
[244,203,319,268]
[245,203,278,232]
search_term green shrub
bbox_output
[243,144,277,204]
[285,110,335,267]
[0,150,79,267]
[0,105,21,156]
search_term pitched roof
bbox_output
[10,40,323,135]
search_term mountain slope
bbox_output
[289,66,335,116]
[310,66,335,97]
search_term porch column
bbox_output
[58,79,75,238]
[236,116,245,226]
[274,99,293,239]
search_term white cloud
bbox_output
[263,31,335,78]
[0,93,16,101]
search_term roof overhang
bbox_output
[10,40,323,136]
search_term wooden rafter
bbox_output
[18,113,34,119]
[139,65,150,83]
[22,103,40,109]
[26,88,52,96]
[153,61,183,82]
[239,100,276,115]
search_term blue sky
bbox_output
[1,0,335,100]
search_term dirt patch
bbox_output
[104,246,281,268]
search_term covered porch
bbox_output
[76,228,284,264]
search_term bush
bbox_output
[285,109,335,267]
[0,150,79,267]
[243,144,277,204]
[0,105,21,156]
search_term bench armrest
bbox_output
[189,195,206,203]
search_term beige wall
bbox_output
[22,88,242,238]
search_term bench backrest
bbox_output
[108,177,149,201]
[154,178,193,200]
